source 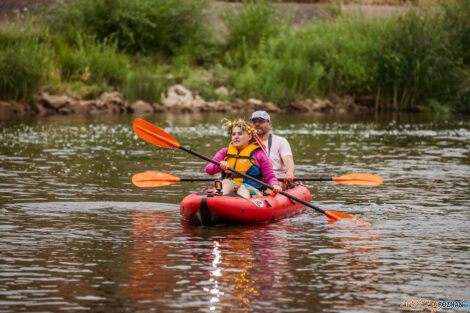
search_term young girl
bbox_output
[206,119,282,198]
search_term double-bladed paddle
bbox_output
[132,171,383,187]
[133,118,371,226]
[132,172,211,187]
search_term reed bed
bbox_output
[0,0,468,112]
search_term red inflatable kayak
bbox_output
[180,184,312,226]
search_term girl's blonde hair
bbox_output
[222,118,254,137]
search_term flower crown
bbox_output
[221,118,254,136]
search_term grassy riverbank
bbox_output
[1,0,469,112]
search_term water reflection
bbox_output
[322,223,381,310]
[127,211,176,311]
[1,112,469,312]
[126,210,297,312]
[181,223,292,312]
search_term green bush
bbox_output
[442,0,470,65]
[372,8,467,111]
[123,63,169,103]
[229,6,470,111]
[0,25,51,103]
[53,35,129,88]
[441,0,470,112]
[42,0,214,62]
[222,0,292,68]
[231,37,324,104]
[2,0,469,113]
[229,17,380,105]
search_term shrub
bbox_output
[372,8,467,111]
[123,63,170,103]
[0,25,51,103]
[42,0,214,62]
[229,6,470,112]
[230,17,380,105]
[53,35,129,89]
[222,0,292,68]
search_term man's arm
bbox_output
[282,154,295,182]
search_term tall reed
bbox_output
[0,24,51,103]
[222,0,292,68]
[123,63,169,103]
[2,0,469,112]
[52,35,129,89]
[230,17,381,105]
[440,0,470,112]
[228,3,470,111]
[371,8,466,111]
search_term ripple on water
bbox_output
[0,114,469,312]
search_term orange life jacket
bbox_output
[222,141,263,188]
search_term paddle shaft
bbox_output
[180,178,221,182]
[295,178,332,182]
[178,146,326,214]
[179,177,332,182]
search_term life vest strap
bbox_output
[225,153,252,159]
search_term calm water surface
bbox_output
[0,112,469,312]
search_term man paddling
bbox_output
[250,111,295,188]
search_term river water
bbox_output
[0,112,469,312]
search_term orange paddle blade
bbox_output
[132,172,181,187]
[325,211,371,226]
[332,173,383,186]
[133,118,180,148]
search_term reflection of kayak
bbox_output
[180,184,312,226]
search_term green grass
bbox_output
[53,35,129,88]
[222,0,292,68]
[122,62,170,103]
[0,0,469,112]
[371,8,466,111]
[0,23,51,103]
[228,16,383,105]
[41,0,214,62]
[227,2,470,111]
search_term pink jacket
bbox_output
[205,147,280,187]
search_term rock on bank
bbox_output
[0,84,372,118]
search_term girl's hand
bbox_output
[272,184,282,193]
[219,161,229,171]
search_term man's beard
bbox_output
[256,128,268,137]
